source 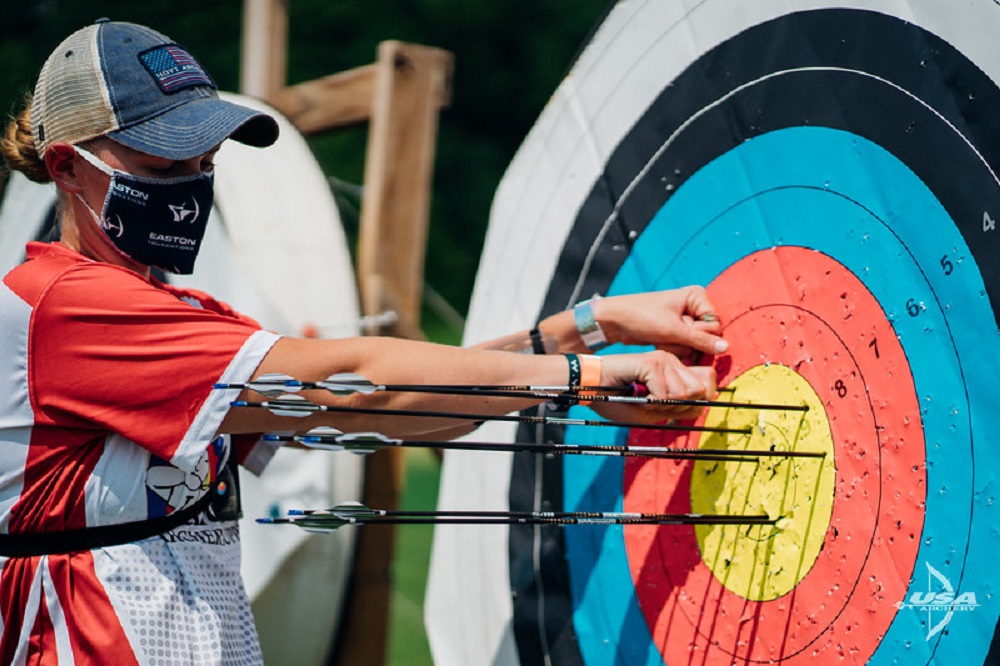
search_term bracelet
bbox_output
[573,297,608,351]
[577,355,602,405]
[565,353,582,388]
[560,354,602,407]
[529,328,546,354]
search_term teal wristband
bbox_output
[565,354,582,387]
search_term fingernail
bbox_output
[714,339,729,353]
[699,313,719,323]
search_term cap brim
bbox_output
[107,96,279,160]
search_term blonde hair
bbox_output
[2,100,50,184]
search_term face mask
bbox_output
[73,146,214,275]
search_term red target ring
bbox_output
[623,247,925,662]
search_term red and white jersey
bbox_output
[0,242,280,665]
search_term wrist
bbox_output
[564,353,602,405]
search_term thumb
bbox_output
[672,324,729,356]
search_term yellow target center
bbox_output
[691,364,836,601]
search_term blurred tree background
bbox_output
[0,0,610,342]
[0,2,612,663]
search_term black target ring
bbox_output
[507,8,1000,665]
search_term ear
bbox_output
[45,142,84,194]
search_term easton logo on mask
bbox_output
[74,146,213,274]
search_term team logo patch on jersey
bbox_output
[146,455,211,517]
[139,45,214,93]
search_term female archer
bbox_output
[0,19,724,664]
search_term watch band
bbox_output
[573,297,608,350]
[529,327,547,354]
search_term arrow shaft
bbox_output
[373,384,803,411]
[220,380,803,412]
[282,435,825,460]
[261,513,774,528]
[297,508,772,521]
[234,400,751,434]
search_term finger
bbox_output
[650,361,701,418]
[658,362,717,419]
[690,365,717,397]
[681,285,717,319]
[655,343,694,359]
[677,365,712,400]
[659,363,689,400]
[667,323,729,356]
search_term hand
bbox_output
[593,349,717,423]
[595,286,728,360]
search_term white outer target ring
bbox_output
[427,3,1000,665]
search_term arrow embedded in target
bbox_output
[261,430,826,462]
[216,372,808,412]
[257,501,778,532]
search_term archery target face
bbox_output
[498,5,1000,666]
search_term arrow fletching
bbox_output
[215,373,303,397]
[315,373,381,396]
[233,394,317,417]
[309,431,393,455]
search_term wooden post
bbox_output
[357,40,453,337]
[269,64,378,133]
[259,27,453,666]
[331,41,453,666]
[241,4,452,660]
[240,0,288,100]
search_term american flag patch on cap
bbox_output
[139,45,215,93]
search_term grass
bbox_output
[383,315,458,665]
[387,448,443,666]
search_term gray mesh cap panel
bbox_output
[31,24,118,154]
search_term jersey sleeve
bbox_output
[28,263,280,472]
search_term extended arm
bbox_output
[475,285,728,359]
[218,335,715,438]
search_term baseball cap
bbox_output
[31,19,279,160]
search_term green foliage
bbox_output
[0,1,611,661]
[1,0,608,341]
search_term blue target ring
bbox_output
[502,8,1000,665]
[561,127,998,665]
